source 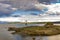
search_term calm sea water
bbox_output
[14,23,60,40]
[0,23,60,40]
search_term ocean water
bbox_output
[0,23,60,40]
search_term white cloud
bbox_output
[34,3,47,10]
[46,3,60,14]
[34,3,60,15]
[0,15,60,22]
[11,8,17,11]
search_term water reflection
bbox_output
[15,23,45,28]
[3,23,60,40]
[14,34,60,40]
[13,23,60,40]
[14,34,22,40]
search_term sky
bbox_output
[0,0,60,22]
[0,0,59,17]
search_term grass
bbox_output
[8,22,60,36]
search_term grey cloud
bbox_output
[0,3,17,17]
[11,0,38,10]
[0,3,16,13]
[0,0,39,10]
[0,0,48,10]
[0,0,58,11]
[6,0,57,10]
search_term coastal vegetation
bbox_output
[8,22,60,36]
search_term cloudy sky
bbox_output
[0,0,59,17]
[0,0,60,22]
